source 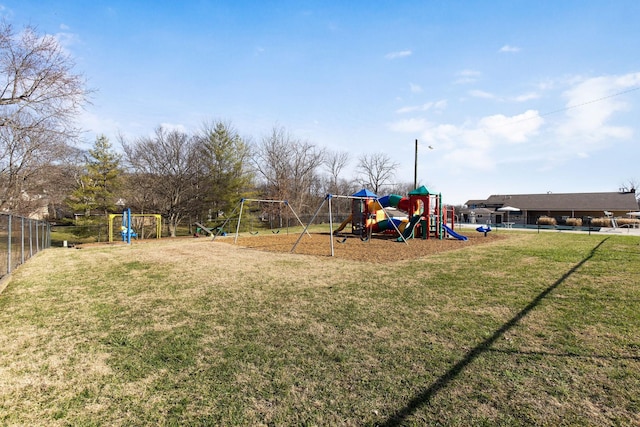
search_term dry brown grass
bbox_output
[0,231,638,426]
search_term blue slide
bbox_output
[443,224,468,241]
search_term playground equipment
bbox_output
[336,186,464,241]
[193,222,223,237]
[476,225,492,236]
[604,211,618,228]
[212,198,307,243]
[443,224,468,241]
[292,186,465,256]
[108,209,162,243]
[334,188,409,238]
[291,189,404,257]
[120,208,136,243]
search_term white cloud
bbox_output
[454,69,481,84]
[466,90,539,103]
[0,5,13,19]
[395,106,419,114]
[458,69,480,77]
[76,110,123,147]
[557,72,640,144]
[389,108,544,172]
[388,118,429,133]
[479,110,543,143]
[499,45,521,53]
[536,79,557,91]
[385,50,412,59]
[389,72,640,175]
[395,100,447,114]
[433,99,447,110]
[418,124,498,172]
[159,122,188,133]
[53,23,81,50]
[445,147,495,172]
[469,89,495,99]
[409,82,422,93]
[513,92,540,102]
[55,31,80,48]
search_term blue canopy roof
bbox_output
[352,188,378,198]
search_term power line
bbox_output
[539,86,640,118]
[487,85,640,129]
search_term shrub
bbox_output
[590,217,612,227]
[537,216,557,225]
[565,217,583,226]
[617,218,640,227]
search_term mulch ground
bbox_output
[230,229,507,263]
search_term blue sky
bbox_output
[3,1,640,205]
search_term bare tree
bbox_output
[321,150,352,216]
[122,126,201,237]
[324,150,350,193]
[252,126,325,215]
[356,152,399,194]
[387,181,418,196]
[619,178,640,204]
[0,23,88,213]
[620,179,639,193]
[45,146,85,220]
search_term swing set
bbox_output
[212,198,307,243]
[291,191,407,257]
[108,208,162,243]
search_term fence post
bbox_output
[44,222,50,249]
[7,214,11,274]
[35,219,40,252]
[29,219,33,257]
[21,216,25,265]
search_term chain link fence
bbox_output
[0,213,51,279]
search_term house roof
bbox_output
[466,191,639,212]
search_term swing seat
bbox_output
[121,229,137,240]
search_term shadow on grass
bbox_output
[379,237,611,427]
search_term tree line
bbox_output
[65,123,413,236]
[0,23,413,235]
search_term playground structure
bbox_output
[292,186,465,257]
[336,186,463,241]
[604,211,618,228]
[212,198,308,243]
[108,208,162,243]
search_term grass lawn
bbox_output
[0,232,638,426]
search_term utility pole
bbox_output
[414,138,418,190]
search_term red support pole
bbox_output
[451,206,455,230]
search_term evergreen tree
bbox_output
[198,121,253,220]
[67,135,122,219]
